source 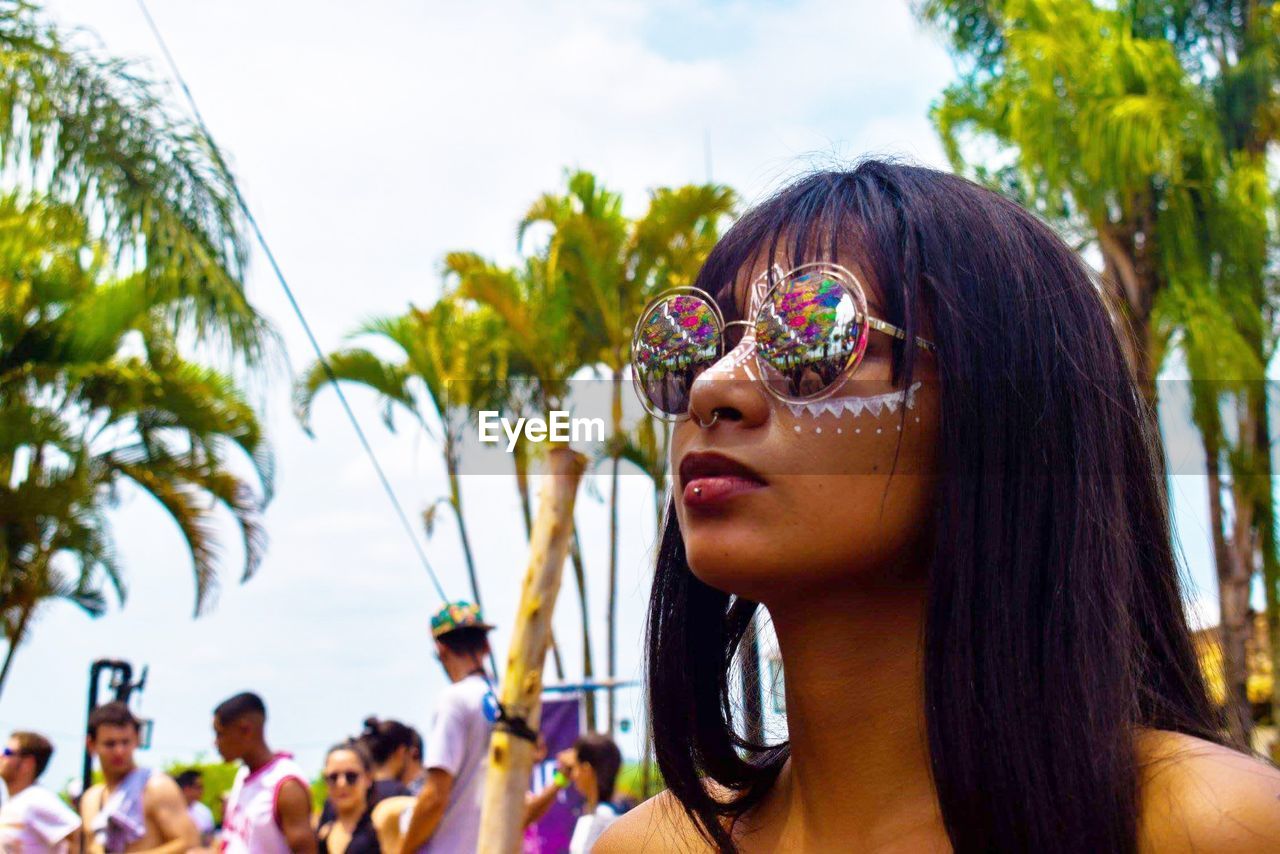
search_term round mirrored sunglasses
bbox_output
[630,261,933,421]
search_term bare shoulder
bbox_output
[143,771,184,805]
[371,796,413,851]
[274,775,311,810]
[1137,729,1280,853]
[81,782,104,817]
[594,791,715,853]
[372,795,413,824]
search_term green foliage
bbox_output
[310,772,329,814]
[923,0,1275,379]
[0,195,271,697]
[162,758,240,825]
[614,761,664,804]
[466,170,736,730]
[0,1,277,700]
[519,170,737,375]
[294,296,511,608]
[0,0,271,361]
[919,0,1280,727]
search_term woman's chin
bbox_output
[685,543,813,600]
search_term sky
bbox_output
[2,0,1229,791]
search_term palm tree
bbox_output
[442,249,597,721]
[0,0,271,361]
[0,492,121,694]
[295,298,510,613]
[918,0,1278,735]
[0,195,271,698]
[520,171,737,733]
[617,416,672,526]
[1150,0,1280,736]
[0,368,123,695]
[926,0,1220,391]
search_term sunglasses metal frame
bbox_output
[630,261,934,422]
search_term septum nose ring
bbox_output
[693,410,720,429]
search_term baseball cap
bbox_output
[430,601,496,638]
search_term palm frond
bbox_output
[0,3,273,361]
[294,349,418,436]
[106,456,220,616]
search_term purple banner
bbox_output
[522,695,583,854]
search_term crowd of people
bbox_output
[0,602,623,853]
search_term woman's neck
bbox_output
[760,582,942,847]
[337,799,367,825]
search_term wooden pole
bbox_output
[477,446,586,854]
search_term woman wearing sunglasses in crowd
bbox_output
[598,161,1280,853]
[317,742,381,854]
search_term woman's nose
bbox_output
[687,347,770,429]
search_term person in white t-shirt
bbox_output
[174,769,215,846]
[560,733,623,854]
[398,601,496,854]
[0,730,81,853]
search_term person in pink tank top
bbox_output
[213,692,316,854]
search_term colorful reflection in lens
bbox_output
[633,294,721,416]
[755,274,863,399]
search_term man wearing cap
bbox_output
[399,602,496,853]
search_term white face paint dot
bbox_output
[836,428,842,434]
[876,427,882,434]
[855,428,861,434]
[896,425,901,431]
[914,417,920,423]
[794,425,801,433]
[815,427,822,434]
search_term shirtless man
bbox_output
[79,702,197,854]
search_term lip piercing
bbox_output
[694,410,720,429]
[693,486,703,496]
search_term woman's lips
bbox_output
[679,451,767,508]
[682,475,766,507]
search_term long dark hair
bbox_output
[645,160,1236,852]
[359,717,415,767]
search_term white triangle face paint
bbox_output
[783,381,922,420]
[689,265,921,427]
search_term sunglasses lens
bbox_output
[632,293,722,418]
[754,270,866,401]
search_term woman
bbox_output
[600,161,1280,852]
[358,718,414,803]
[318,719,413,830]
[563,734,624,853]
[317,742,380,854]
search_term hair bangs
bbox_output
[692,165,928,389]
